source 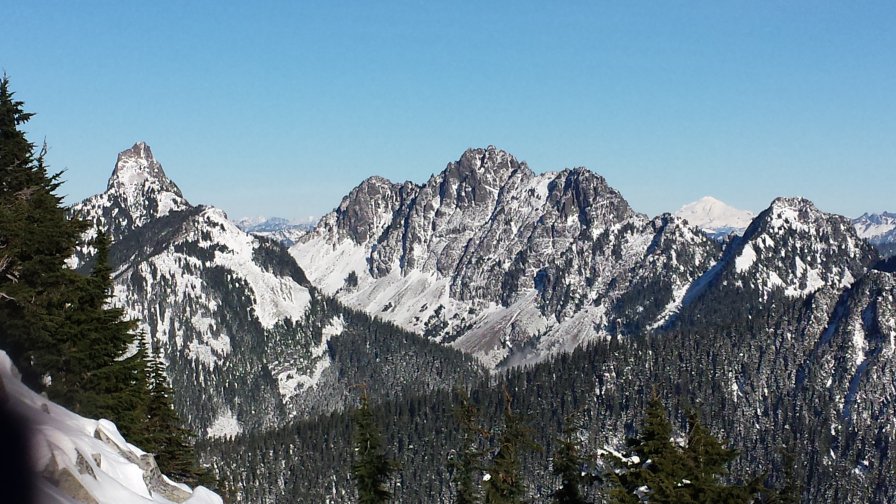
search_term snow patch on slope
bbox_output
[201,208,311,328]
[206,408,241,439]
[0,351,222,504]
[277,317,343,400]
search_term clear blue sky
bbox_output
[3,1,894,222]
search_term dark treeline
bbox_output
[203,270,895,502]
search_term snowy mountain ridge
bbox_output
[853,211,896,245]
[674,195,754,240]
[293,148,878,369]
[71,142,484,440]
[293,147,723,367]
[234,216,314,246]
[0,350,222,504]
[71,144,326,436]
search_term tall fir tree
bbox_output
[483,389,540,504]
[605,396,765,503]
[551,414,594,504]
[605,395,688,503]
[47,230,147,440]
[681,412,762,502]
[450,389,487,504]
[0,75,86,388]
[352,389,396,504]
[142,341,207,486]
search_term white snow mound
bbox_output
[0,350,222,504]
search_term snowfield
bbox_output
[0,351,222,504]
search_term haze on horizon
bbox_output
[3,1,894,221]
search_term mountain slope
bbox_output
[674,195,754,239]
[0,350,222,504]
[206,202,893,501]
[71,143,483,437]
[853,211,896,244]
[292,146,720,368]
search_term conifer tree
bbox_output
[483,389,540,504]
[47,230,147,440]
[551,414,594,504]
[605,396,765,503]
[450,389,486,504]
[0,75,86,388]
[352,389,396,503]
[605,395,686,503]
[142,342,206,486]
[681,412,761,502]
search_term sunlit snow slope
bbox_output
[0,350,222,504]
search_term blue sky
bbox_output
[3,1,894,222]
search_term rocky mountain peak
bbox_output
[853,211,896,247]
[69,143,193,269]
[109,142,171,190]
[440,147,529,206]
[546,167,634,227]
[104,142,189,223]
[721,197,875,299]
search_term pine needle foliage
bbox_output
[450,389,488,504]
[483,388,541,504]
[605,395,764,503]
[142,342,207,486]
[551,414,595,504]
[0,75,86,389]
[352,389,396,503]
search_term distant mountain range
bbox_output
[853,212,896,257]
[67,142,896,502]
[234,216,314,247]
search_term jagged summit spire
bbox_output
[117,141,154,163]
[108,141,172,191]
[99,142,189,226]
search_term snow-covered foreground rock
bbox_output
[0,351,222,504]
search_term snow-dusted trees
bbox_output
[352,390,396,503]
[605,395,764,503]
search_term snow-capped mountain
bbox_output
[71,143,320,436]
[234,216,313,246]
[853,212,896,243]
[685,196,873,304]
[71,143,482,437]
[293,147,721,368]
[674,196,754,240]
[853,211,896,251]
[292,148,882,370]
[0,350,222,504]
[71,142,190,267]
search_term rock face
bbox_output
[293,146,725,367]
[70,143,483,437]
